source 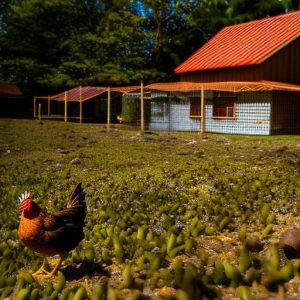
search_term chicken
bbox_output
[18,183,86,278]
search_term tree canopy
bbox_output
[0,0,298,94]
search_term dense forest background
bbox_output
[0,0,299,95]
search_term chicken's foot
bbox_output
[49,254,65,276]
[33,255,66,281]
[32,257,51,276]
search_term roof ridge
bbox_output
[175,11,300,74]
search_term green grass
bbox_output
[0,119,300,299]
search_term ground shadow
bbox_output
[61,261,109,281]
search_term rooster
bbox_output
[18,183,86,278]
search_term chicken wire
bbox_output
[34,81,300,134]
[122,88,300,135]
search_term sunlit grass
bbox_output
[0,119,300,299]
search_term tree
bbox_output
[0,0,295,94]
[1,0,156,92]
[139,0,231,79]
[1,0,83,92]
[290,0,300,10]
[140,0,187,79]
[228,0,288,23]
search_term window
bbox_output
[190,97,201,117]
[151,101,168,118]
[213,97,236,118]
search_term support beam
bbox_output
[79,86,82,124]
[38,103,41,122]
[107,86,111,130]
[48,95,50,116]
[200,85,205,135]
[33,96,36,118]
[64,91,67,123]
[140,81,144,131]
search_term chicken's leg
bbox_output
[48,254,65,276]
[32,257,51,276]
[33,255,66,281]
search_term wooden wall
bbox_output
[180,37,300,84]
[271,91,300,134]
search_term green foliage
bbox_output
[0,0,296,93]
[228,0,288,23]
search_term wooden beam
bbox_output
[33,96,36,118]
[140,81,144,131]
[79,86,82,124]
[107,86,111,130]
[38,103,41,122]
[200,85,205,135]
[48,95,50,116]
[64,91,67,123]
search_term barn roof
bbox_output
[175,11,300,74]
[0,82,22,96]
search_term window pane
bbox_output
[190,97,201,116]
[213,97,235,117]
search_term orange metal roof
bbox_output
[37,81,300,102]
[110,86,140,92]
[50,86,139,102]
[175,11,300,74]
[0,82,22,95]
[51,86,106,102]
[144,81,300,93]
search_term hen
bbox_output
[18,183,86,278]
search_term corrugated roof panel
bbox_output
[50,86,140,102]
[51,86,107,102]
[175,11,300,74]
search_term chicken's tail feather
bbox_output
[67,183,86,211]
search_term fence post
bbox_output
[38,103,41,122]
[107,86,111,130]
[200,85,205,135]
[64,91,68,123]
[79,86,82,124]
[33,96,36,118]
[48,95,51,116]
[140,81,144,131]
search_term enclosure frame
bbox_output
[34,81,300,135]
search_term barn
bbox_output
[173,11,300,135]
[0,82,23,117]
[122,12,300,135]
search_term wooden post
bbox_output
[48,95,50,116]
[33,96,36,118]
[200,85,205,135]
[107,86,111,130]
[64,91,67,123]
[38,103,41,122]
[79,86,82,124]
[140,81,144,131]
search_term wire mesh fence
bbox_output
[33,81,300,135]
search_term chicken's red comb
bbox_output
[19,191,30,203]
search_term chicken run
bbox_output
[0,119,300,299]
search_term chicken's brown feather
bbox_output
[18,183,86,257]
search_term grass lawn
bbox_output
[0,118,300,299]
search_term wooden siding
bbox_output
[180,37,300,85]
[271,91,300,134]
